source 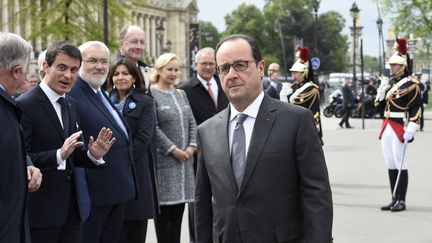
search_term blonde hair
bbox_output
[151,53,180,83]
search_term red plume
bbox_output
[298,47,309,63]
[396,38,407,55]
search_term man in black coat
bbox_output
[339,78,355,128]
[17,42,114,243]
[262,63,283,100]
[177,47,229,243]
[0,32,42,243]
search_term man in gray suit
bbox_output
[262,62,283,100]
[194,34,333,243]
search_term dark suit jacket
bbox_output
[116,90,157,220]
[177,75,229,125]
[0,89,29,243]
[262,79,283,100]
[342,84,355,108]
[195,94,333,243]
[69,76,136,206]
[16,86,95,228]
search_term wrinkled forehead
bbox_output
[83,45,109,59]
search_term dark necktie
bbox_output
[57,97,69,136]
[231,113,248,188]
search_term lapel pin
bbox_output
[128,102,137,109]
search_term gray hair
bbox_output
[0,32,32,71]
[78,41,110,57]
[195,47,215,64]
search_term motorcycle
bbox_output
[323,89,343,118]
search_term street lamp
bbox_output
[312,0,321,84]
[155,22,165,56]
[350,2,360,91]
[376,16,384,76]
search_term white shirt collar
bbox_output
[197,74,216,86]
[229,91,265,122]
[40,80,64,104]
[0,83,5,92]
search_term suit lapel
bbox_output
[78,78,128,139]
[36,87,66,140]
[239,95,276,195]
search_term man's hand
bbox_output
[88,127,115,160]
[60,131,85,160]
[171,148,189,162]
[27,166,42,192]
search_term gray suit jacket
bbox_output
[194,94,333,243]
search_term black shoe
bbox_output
[346,125,353,129]
[391,200,406,212]
[339,123,344,128]
[380,200,396,211]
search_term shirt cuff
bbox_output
[165,145,177,155]
[56,149,66,170]
[87,150,106,166]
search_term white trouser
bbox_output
[380,125,409,170]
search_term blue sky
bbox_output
[196,0,394,57]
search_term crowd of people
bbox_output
[0,24,428,243]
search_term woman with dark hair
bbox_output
[106,58,157,243]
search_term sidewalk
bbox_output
[145,111,432,243]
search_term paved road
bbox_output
[145,111,432,243]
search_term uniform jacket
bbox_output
[69,76,137,206]
[177,75,229,126]
[195,94,333,243]
[289,80,321,132]
[17,86,95,228]
[378,75,421,142]
[0,88,29,243]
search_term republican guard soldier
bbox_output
[375,38,422,212]
[281,47,323,141]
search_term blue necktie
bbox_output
[231,113,248,188]
[96,90,128,138]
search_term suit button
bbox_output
[67,175,71,181]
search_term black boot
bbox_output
[381,169,398,211]
[391,170,408,212]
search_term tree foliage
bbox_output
[223,3,267,49]
[381,0,432,45]
[15,0,146,50]
[199,21,220,49]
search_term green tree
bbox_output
[223,3,268,49]
[363,55,379,74]
[381,0,432,44]
[199,21,220,49]
[15,0,146,50]
[262,0,348,74]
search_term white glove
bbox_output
[279,83,293,103]
[403,131,413,142]
[375,76,390,102]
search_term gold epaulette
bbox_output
[409,76,420,84]
[310,82,319,89]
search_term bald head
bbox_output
[119,25,146,63]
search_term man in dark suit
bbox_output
[194,34,333,243]
[339,78,355,129]
[0,31,42,243]
[17,42,114,243]
[69,41,137,243]
[262,63,283,100]
[177,47,229,243]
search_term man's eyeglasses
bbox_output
[216,60,257,75]
[83,59,110,66]
[126,39,145,46]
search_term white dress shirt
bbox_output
[228,91,265,157]
[40,81,104,170]
[197,74,218,104]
